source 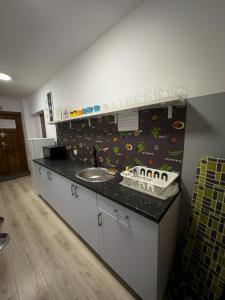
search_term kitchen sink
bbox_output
[76,167,115,183]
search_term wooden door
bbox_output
[0,112,28,175]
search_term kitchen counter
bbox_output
[34,158,179,223]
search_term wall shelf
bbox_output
[48,95,185,125]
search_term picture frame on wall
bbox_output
[44,92,54,122]
[47,92,54,122]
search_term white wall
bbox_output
[28,0,225,138]
[21,98,36,139]
[21,98,52,139]
[0,96,22,112]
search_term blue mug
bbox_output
[93,105,100,112]
[87,107,93,113]
[82,107,88,114]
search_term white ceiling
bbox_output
[0,0,142,99]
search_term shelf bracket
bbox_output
[113,114,118,124]
[167,105,173,119]
[88,119,91,127]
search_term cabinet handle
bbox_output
[74,186,78,198]
[39,167,42,175]
[49,172,52,181]
[114,209,129,220]
[98,212,102,226]
[71,184,75,196]
[47,171,52,181]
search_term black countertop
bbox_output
[34,158,179,223]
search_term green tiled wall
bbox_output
[183,156,225,300]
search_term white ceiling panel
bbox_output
[0,0,142,98]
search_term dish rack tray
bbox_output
[120,166,179,199]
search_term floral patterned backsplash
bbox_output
[56,106,187,173]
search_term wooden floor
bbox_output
[0,176,136,300]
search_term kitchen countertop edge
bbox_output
[33,158,179,223]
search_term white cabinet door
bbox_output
[44,169,59,209]
[76,184,100,253]
[35,165,58,209]
[34,165,80,233]
[98,195,158,300]
[30,160,38,194]
[35,164,47,200]
[34,163,41,195]
[53,174,79,232]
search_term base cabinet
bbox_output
[53,174,79,232]
[97,194,179,300]
[98,206,158,299]
[34,163,99,252]
[33,163,179,300]
[35,164,79,231]
[35,164,47,200]
[29,159,38,195]
[76,185,99,253]
[45,170,59,208]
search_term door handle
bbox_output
[74,186,78,198]
[97,212,102,226]
[1,141,7,147]
[39,167,42,175]
[71,184,75,196]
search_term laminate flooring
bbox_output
[0,176,136,300]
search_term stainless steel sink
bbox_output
[76,167,115,182]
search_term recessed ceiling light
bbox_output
[0,72,12,81]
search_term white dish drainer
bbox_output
[120,166,179,200]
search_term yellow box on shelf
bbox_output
[70,109,83,118]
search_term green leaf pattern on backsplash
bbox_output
[159,164,173,172]
[150,126,161,139]
[134,157,142,166]
[136,142,145,153]
[105,156,112,165]
[113,146,120,155]
[167,150,183,157]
